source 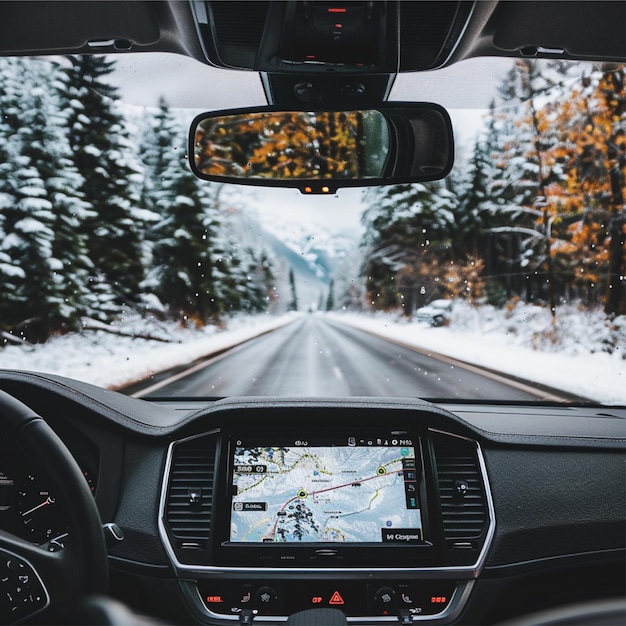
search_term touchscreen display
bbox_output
[229,435,423,544]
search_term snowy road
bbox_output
[135,316,559,400]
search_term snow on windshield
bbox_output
[0,56,624,403]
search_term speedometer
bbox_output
[16,470,96,548]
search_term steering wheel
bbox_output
[0,389,108,623]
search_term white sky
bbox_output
[245,186,368,232]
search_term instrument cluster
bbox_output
[0,434,97,551]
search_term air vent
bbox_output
[432,433,488,542]
[165,434,217,541]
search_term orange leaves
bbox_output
[194,110,371,181]
[531,64,626,304]
[442,257,486,304]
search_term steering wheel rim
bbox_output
[0,389,108,623]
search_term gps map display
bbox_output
[229,438,423,544]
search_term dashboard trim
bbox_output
[183,579,476,623]
[158,425,495,622]
[159,428,495,576]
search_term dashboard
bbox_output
[0,370,624,625]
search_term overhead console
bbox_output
[190,1,481,106]
[159,408,494,622]
[192,1,485,73]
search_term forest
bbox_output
[0,56,624,344]
[360,60,625,321]
[0,56,277,342]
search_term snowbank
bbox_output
[0,313,298,390]
[328,302,626,405]
[1,303,624,405]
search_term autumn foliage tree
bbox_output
[546,64,625,315]
[478,60,624,316]
[194,110,381,181]
[359,60,625,319]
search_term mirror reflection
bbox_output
[194,110,390,181]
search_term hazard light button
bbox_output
[303,586,360,612]
[328,590,345,606]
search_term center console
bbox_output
[159,410,494,623]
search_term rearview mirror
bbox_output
[189,104,453,194]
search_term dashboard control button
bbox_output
[374,586,397,610]
[0,553,47,623]
[328,590,345,606]
[255,586,278,611]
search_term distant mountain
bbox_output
[223,204,359,311]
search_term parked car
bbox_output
[415,300,453,327]
[0,2,624,626]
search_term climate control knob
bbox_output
[255,586,279,611]
[374,586,397,610]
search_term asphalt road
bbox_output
[138,316,552,401]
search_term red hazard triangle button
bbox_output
[329,591,345,605]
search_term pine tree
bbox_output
[288,268,299,311]
[482,59,585,314]
[325,279,335,311]
[61,55,146,320]
[233,247,276,313]
[142,100,230,323]
[360,182,456,312]
[452,128,507,305]
[0,57,26,331]
[0,58,92,339]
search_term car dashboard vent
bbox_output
[165,433,217,541]
[432,432,489,544]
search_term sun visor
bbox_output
[492,1,626,61]
[0,1,160,53]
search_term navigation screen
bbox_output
[229,436,423,544]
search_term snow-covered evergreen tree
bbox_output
[141,100,231,323]
[360,182,456,312]
[483,60,574,311]
[288,268,299,311]
[0,57,24,331]
[0,58,92,340]
[325,279,335,311]
[61,55,146,321]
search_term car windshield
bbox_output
[0,54,624,404]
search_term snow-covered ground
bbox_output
[0,303,624,404]
[0,313,296,391]
[329,301,626,405]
